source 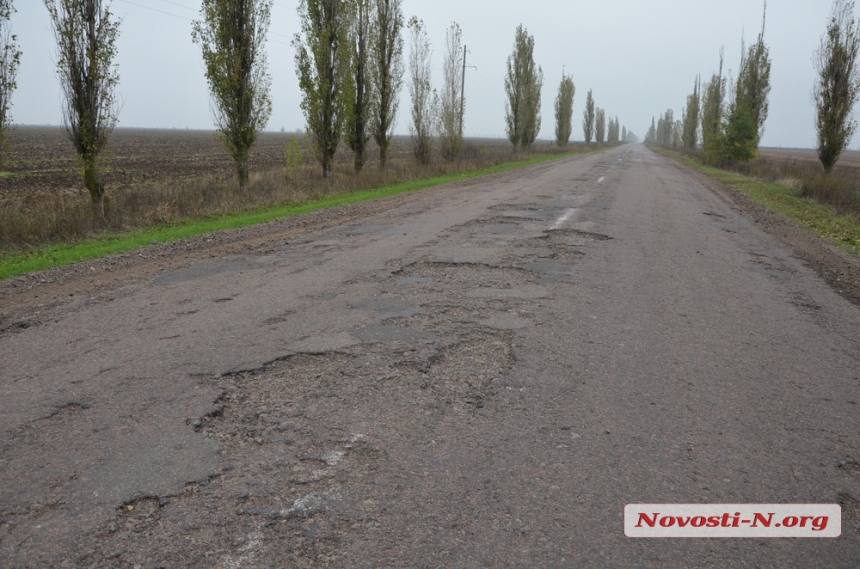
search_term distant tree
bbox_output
[701,49,727,161]
[582,89,595,143]
[407,16,435,164]
[673,118,683,148]
[369,0,404,169]
[345,0,372,172]
[192,0,273,188]
[0,0,21,167]
[554,72,574,147]
[645,116,656,143]
[438,21,463,161]
[595,108,606,143]
[682,76,701,150]
[814,0,860,173]
[45,0,121,218]
[622,125,628,143]
[504,24,543,151]
[608,116,619,143]
[294,0,352,178]
[656,109,674,146]
[725,2,771,161]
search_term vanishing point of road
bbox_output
[2,144,858,567]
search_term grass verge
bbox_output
[658,148,860,255]
[0,148,596,280]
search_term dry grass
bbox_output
[670,144,860,217]
[725,156,860,216]
[0,131,581,251]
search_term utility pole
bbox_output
[459,46,467,139]
[459,46,476,139]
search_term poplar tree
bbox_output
[438,21,463,161]
[504,24,543,151]
[369,0,403,169]
[725,2,771,161]
[192,0,273,188]
[407,16,435,164]
[814,0,860,173]
[701,49,726,161]
[646,117,656,143]
[595,108,606,143]
[294,0,352,178]
[0,0,21,167]
[345,0,372,172]
[45,0,121,217]
[682,76,701,150]
[582,89,595,144]
[554,72,574,147]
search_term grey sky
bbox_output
[10,0,854,149]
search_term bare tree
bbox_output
[595,108,606,143]
[582,89,595,144]
[438,21,463,161]
[682,76,701,150]
[815,0,860,173]
[45,0,120,217]
[407,16,435,164]
[294,0,352,178]
[554,72,574,147]
[504,24,543,151]
[0,0,21,167]
[369,0,403,169]
[193,0,272,188]
[345,0,372,172]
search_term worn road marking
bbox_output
[551,208,577,230]
[598,176,606,184]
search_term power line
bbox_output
[116,0,194,20]
[160,0,196,12]
[115,0,291,45]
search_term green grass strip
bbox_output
[659,149,860,255]
[0,147,603,279]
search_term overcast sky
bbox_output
[10,0,855,149]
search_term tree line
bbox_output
[1,0,635,218]
[646,0,860,175]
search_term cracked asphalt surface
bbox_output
[2,144,859,567]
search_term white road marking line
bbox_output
[598,176,606,184]
[551,208,577,230]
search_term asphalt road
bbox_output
[2,144,859,567]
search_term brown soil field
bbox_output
[759,146,860,168]
[0,126,515,204]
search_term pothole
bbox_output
[416,330,516,410]
[397,261,537,291]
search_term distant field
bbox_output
[0,126,518,203]
[759,147,860,169]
